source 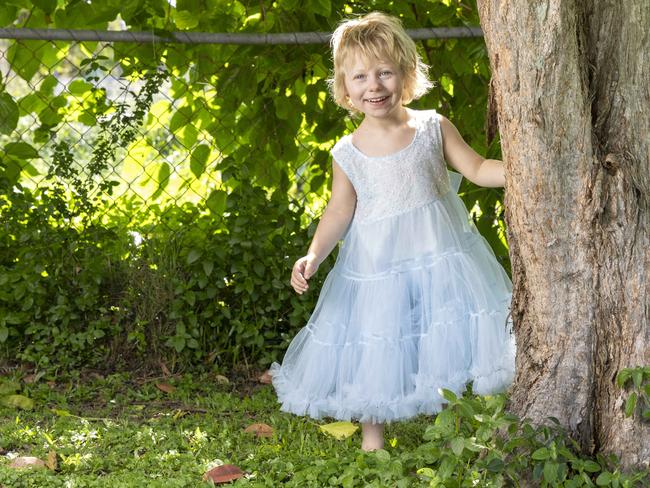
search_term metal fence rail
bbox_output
[0,26,483,44]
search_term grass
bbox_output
[1,369,648,487]
[0,369,441,487]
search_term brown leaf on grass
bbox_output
[244,423,274,438]
[9,457,46,469]
[258,370,272,384]
[202,464,244,483]
[155,383,176,394]
[23,372,44,384]
[46,451,57,471]
[160,362,171,377]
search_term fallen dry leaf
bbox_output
[155,383,176,394]
[319,421,359,440]
[9,457,46,469]
[243,423,274,438]
[23,373,42,384]
[160,362,171,377]
[215,375,229,385]
[258,370,272,384]
[202,464,244,483]
[46,451,57,471]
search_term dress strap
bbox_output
[330,135,357,186]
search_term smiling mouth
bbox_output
[365,96,389,104]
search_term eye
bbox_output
[353,73,366,80]
[379,70,392,77]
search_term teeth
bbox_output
[368,96,387,102]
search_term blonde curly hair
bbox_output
[327,12,433,114]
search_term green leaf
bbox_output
[184,291,196,306]
[68,79,94,95]
[624,392,637,417]
[440,388,457,403]
[0,6,18,28]
[187,249,202,265]
[174,10,198,29]
[596,472,612,486]
[179,124,198,148]
[7,40,50,82]
[39,74,58,95]
[253,261,265,277]
[0,326,8,343]
[584,461,601,473]
[203,261,214,277]
[632,369,643,389]
[450,437,464,456]
[1,394,34,410]
[18,92,46,115]
[0,93,19,135]
[616,369,631,387]
[486,457,505,473]
[169,105,193,134]
[190,143,210,178]
[438,455,457,478]
[532,447,550,460]
[543,461,558,483]
[206,189,227,215]
[169,335,186,353]
[308,0,331,17]
[4,142,39,159]
[32,0,57,15]
[151,162,171,200]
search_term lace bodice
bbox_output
[330,109,451,223]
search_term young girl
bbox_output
[270,12,515,452]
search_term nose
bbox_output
[368,73,382,90]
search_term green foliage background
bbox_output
[0,0,508,372]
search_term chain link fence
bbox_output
[0,26,483,225]
[1,36,320,224]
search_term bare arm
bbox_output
[439,115,505,188]
[291,159,357,294]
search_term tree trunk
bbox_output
[477,0,649,471]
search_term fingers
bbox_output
[291,259,309,294]
[303,261,317,280]
[290,256,317,295]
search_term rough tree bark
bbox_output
[477,0,649,471]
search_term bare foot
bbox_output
[361,422,385,451]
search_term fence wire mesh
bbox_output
[0,37,333,227]
[0,26,483,230]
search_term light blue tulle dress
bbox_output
[270,109,515,424]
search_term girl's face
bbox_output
[343,52,404,120]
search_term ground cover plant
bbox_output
[0,369,647,487]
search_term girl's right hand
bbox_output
[290,253,320,294]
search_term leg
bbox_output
[361,422,385,451]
